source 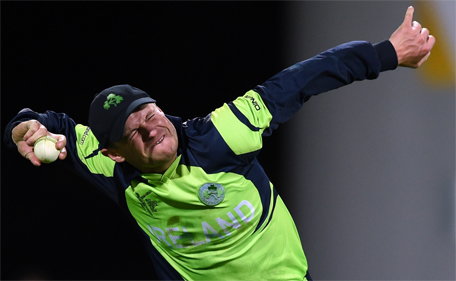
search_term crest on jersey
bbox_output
[198,183,225,206]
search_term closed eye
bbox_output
[129,129,138,141]
[127,109,156,141]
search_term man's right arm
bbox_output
[4,108,122,203]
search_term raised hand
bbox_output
[389,6,436,68]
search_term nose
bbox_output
[138,119,157,140]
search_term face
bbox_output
[107,103,178,174]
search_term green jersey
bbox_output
[6,40,398,280]
[124,90,307,280]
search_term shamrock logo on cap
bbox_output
[104,93,124,110]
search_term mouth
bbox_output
[152,135,165,147]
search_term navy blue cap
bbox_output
[89,84,156,148]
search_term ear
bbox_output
[101,148,126,163]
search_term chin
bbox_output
[151,146,177,162]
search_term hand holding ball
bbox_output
[34,136,61,163]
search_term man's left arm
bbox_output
[255,6,434,136]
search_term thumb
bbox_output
[17,141,42,166]
[403,6,414,27]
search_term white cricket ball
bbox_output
[34,135,61,163]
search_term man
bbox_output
[4,6,434,280]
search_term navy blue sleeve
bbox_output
[3,108,63,148]
[255,40,398,136]
[4,108,82,154]
[3,109,174,280]
[3,108,124,203]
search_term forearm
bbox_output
[256,40,397,135]
[4,108,123,204]
[4,108,77,147]
[259,40,396,99]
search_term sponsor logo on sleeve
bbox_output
[244,94,261,111]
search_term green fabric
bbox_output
[125,156,307,280]
[211,90,273,155]
[75,124,115,176]
[124,92,307,280]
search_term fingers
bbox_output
[50,133,67,149]
[59,147,67,161]
[412,21,422,31]
[23,121,49,146]
[427,34,436,49]
[24,136,67,165]
[391,6,436,68]
[421,27,429,38]
[21,120,39,142]
[13,120,68,164]
[17,141,42,166]
[421,29,436,54]
[417,52,432,67]
[50,133,68,160]
[25,152,42,167]
[403,6,414,26]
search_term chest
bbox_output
[125,165,263,251]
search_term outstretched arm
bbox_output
[5,108,122,203]
[390,6,436,68]
[253,6,434,136]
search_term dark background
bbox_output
[2,2,288,280]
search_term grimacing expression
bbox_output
[112,103,178,173]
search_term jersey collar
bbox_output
[141,154,182,183]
